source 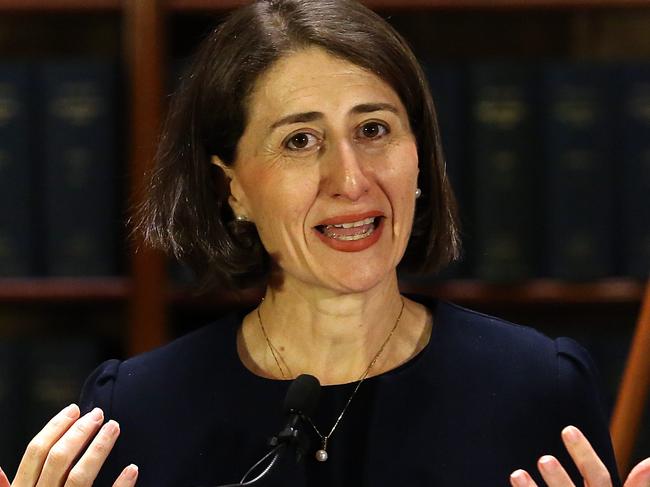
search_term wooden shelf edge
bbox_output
[170,278,646,308]
[401,278,646,304]
[0,0,121,12]
[170,286,263,308]
[1,278,640,305]
[168,0,650,12]
[0,277,132,302]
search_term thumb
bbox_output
[0,467,10,487]
[624,457,650,487]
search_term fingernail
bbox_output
[563,425,580,444]
[510,470,527,487]
[89,407,104,422]
[125,464,138,481]
[102,420,120,436]
[539,455,556,470]
[62,403,79,418]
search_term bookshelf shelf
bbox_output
[170,278,645,308]
[168,0,650,11]
[0,0,120,12]
[400,278,646,304]
[0,277,131,302]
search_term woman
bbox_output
[2,0,649,486]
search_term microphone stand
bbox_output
[214,412,311,487]
[216,444,285,487]
[213,374,320,487]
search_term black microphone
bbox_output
[270,374,321,461]
[214,374,321,487]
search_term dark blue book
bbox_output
[24,339,100,440]
[0,339,23,479]
[468,63,539,282]
[400,63,467,284]
[0,64,37,276]
[541,63,616,280]
[424,64,468,279]
[618,64,650,279]
[38,61,119,276]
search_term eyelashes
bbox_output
[282,121,391,153]
[357,121,389,140]
[285,132,319,151]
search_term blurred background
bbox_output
[0,0,648,481]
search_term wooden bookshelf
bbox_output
[0,0,120,12]
[401,278,646,304]
[0,278,131,302]
[0,0,647,476]
[170,278,645,308]
[0,0,645,336]
[168,0,650,11]
[2,277,640,306]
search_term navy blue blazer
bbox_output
[80,299,620,486]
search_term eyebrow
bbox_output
[351,103,399,115]
[270,111,322,130]
[268,102,399,131]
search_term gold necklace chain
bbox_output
[256,297,406,462]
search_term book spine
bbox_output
[39,61,118,276]
[425,64,468,280]
[541,63,615,280]
[0,64,37,276]
[468,63,539,282]
[0,340,23,478]
[400,63,467,284]
[619,64,650,279]
[24,340,100,440]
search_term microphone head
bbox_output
[283,374,321,416]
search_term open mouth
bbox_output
[315,216,383,241]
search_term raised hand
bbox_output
[0,404,138,487]
[510,425,650,487]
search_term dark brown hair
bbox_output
[139,0,460,289]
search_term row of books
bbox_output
[0,338,102,477]
[0,61,121,277]
[1,60,647,280]
[426,61,649,282]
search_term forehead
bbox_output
[245,46,404,120]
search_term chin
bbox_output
[321,265,397,294]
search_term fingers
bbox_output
[624,457,650,487]
[561,425,611,487]
[537,455,575,487]
[34,407,105,487]
[0,467,10,487]
[510,469,539,487]
[63,420,121,487]
[112,464,139,487]
[13,403,81,487]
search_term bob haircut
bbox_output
[139,0,461,290]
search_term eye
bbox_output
[284,132,319,151]
[357,121,389,140]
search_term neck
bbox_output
[239,273,428,385]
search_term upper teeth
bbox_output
[330,217,376,229]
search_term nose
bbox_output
[321,140,371,201]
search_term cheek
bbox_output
[243,169,316,230]
[381,141,419,200]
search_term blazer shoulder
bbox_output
[437,300,557,353]
[79,311,242,414]
[124,311,240,374]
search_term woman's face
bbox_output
[216,47,419,293]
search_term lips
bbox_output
[313,211,385,252]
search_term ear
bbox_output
[211,155,251,220]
